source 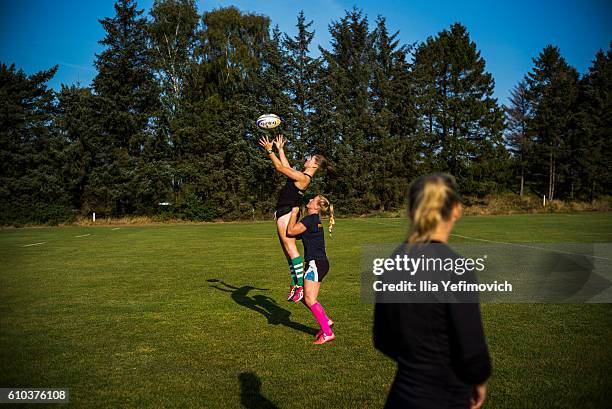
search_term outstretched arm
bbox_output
[274,135,291,168]
[287,207,307,236]
[259,135,310,183]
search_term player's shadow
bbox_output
[238,372,279,409]
[208,279,317,335]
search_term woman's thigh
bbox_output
[276,213,299,258]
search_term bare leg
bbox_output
[276,212,300,259]
[276,213,302,298]
[303,279,321,307]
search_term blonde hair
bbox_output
[317,195,335,236]
[407,173,462,243]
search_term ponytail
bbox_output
[328,204,335,236]
[318,195,335,237]
[407,173,462,243]
[313,154,335,178]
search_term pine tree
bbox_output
[574,42,612,200]
[258,25,292,142]
[57,85,101,214]
[369,16,417,209]
[283,11,318,160]
[505,80,531,196]
[412,23,506,195]
[92,0,160,215]
[0,63,73,224]
[318,8,378,212]
[94,0,159,154]
[525,45,580,200]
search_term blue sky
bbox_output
[1,0,610,105]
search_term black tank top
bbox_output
[276,174,311,209]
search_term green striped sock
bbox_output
[291,256,305,287]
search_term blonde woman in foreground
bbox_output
[374,173,491,409]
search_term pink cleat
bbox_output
[287,285,297,301]
[316,319,335,339]
[313,332,336,345]
[291,286,304,302]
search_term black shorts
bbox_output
[304,259,330,282]
[275,206,299,219]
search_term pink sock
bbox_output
[303,300,330,321]
[309,302,332,336]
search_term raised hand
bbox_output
[274,134,286,150]
[258,135,274,152]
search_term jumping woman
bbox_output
[258,134,330,303]
[287,195,335,344]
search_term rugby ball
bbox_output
[257,114,281,129]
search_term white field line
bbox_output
[22,242,46,247]
[450,233,611,261]
[111,228,120,230]
[354,218,611,261]
[75,234,91,238]
[353,218,405,226]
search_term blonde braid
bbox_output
[318,195,335,236]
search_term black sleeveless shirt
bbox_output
[276,174,311,209]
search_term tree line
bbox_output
[1,0,610,224]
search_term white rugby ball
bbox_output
[257,113,281,129]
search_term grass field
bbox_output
[1,213,612,408]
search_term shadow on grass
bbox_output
[208,279,317,335]
[239,372,279,409]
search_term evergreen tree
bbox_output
[56,85,102,214]
[318,8,378,212]
[574,43,612,200]
[369,16,417,209]
[412,23,507,195]
[505,80,531,196]
[525,45,580,200]
[0,63,73,224]
[283,11,318,160]
[259,25,292,143]
[92,0,160,215]
[94,0,159,154]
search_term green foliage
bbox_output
[0,63,76,225]
[180,192,219,221]
[572,42,612,200]
[2,3,610,224]
[524,45,580,200]
[412,23,508,195]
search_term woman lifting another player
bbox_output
[258,134,330,303]
[287,196,336,344]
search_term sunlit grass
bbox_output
[1,213,611,408]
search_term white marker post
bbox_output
[543,195,546,207]
[93,212,96,222]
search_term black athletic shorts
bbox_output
[304,259,330,282]
[275,206,299,219]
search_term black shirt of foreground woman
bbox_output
[373,241,491,409]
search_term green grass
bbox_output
[1,213,611,408]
